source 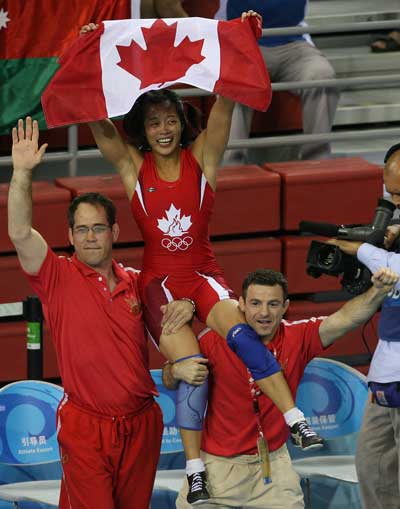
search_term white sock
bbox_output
[186,458,205,476]
[283,407,305,427]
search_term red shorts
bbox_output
[139,270,236,343]
[57,397,163,509]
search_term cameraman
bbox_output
[329,144,400,509]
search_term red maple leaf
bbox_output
[116,19,205,89]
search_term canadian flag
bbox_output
[42,16,271,128]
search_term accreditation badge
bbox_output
[257,435,271,485]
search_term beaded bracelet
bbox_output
[181,297,196,315]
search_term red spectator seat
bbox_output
[0,252,71,303]
[263,158,383,230]
[211,166,280,235]
[0,254,40,303]
[0,182,71,253]
[55,174,142,244]
[0,237,279,305]
[252,92,302,134]
[0,322,59,382]
[286,299,379,360]
[194,91,302,137]
[282,235,342,294]
[213,237,281,295]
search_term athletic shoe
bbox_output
[187,471,210,505]
[290,420,325,450]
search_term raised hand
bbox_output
[241,10,262,23]
[79,23,99,36]
[11,117,47,172]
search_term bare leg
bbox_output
[180,430,201,461]
[159,323,201,361]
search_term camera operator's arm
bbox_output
[328,237,400,291]
[356,243,400,291]
[327,238,362,255]
[319,267,398,347]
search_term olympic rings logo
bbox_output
[161,236,193,251]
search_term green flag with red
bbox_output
[0,0,130,134]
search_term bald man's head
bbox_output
[384,145,400,208]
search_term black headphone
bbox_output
[384,143,400,163]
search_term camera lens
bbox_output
[318,244,341,270]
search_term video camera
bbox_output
[299,198,396,295]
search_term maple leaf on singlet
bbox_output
[116,19,206,89]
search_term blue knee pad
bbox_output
[175,354,208,431]
[227,323,281,380]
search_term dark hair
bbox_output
[67,192,116,229]
[384,143,400,164]
[242,269,289,301]
[122,89,201,150]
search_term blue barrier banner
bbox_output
[0,381,63,465]
[151,369,183,454]
[295,358,368,438]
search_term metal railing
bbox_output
[177,74,400,95]
[1,18,400,176]
[261,19,400,37]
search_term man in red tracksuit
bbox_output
[7,117,193,509]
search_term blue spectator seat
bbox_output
[289,357,368,508]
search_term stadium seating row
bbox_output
[0,236,348,305]
[0,299,378,382]
[0,157,382,252]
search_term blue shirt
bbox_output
[357,243,400,382]
[358,244,400,343]
[226,0,309,47]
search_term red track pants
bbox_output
[57,398,163,509]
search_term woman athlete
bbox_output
[82,11,323,504]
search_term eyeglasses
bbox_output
[73,224,111,236]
